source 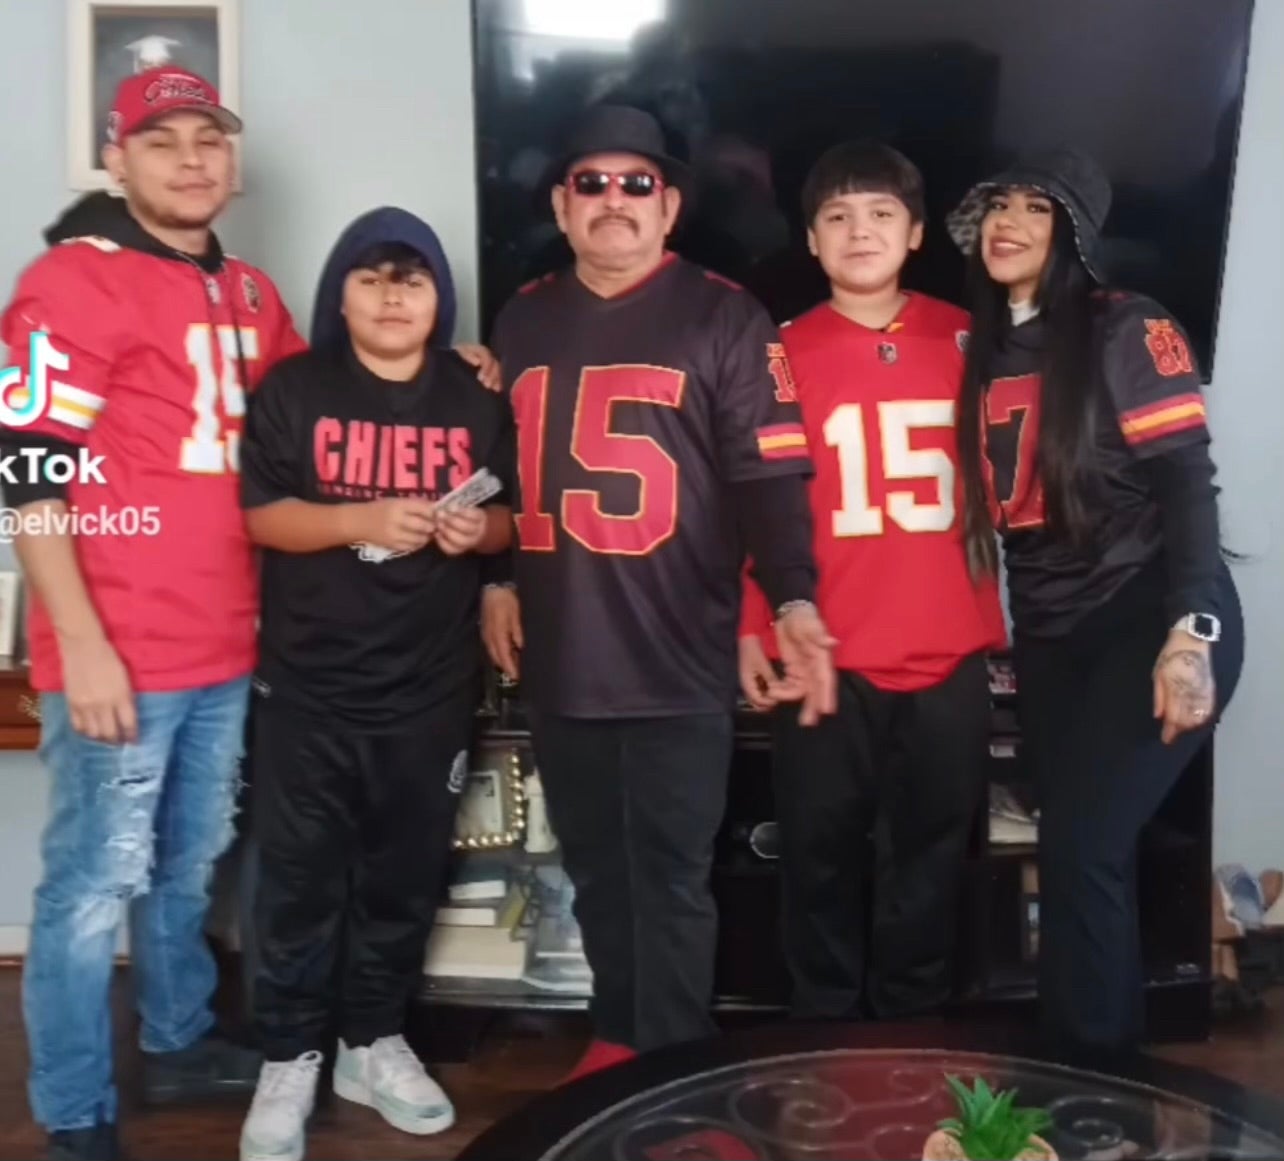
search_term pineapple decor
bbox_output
[921,1075,1058,1160]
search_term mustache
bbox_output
[590,213,638,232]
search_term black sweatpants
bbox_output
[771,651,991,1020]
[250,689,474,1061]
[1014,559,1244,1061]
[530,711,734,1052]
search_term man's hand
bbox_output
[61,634,137,745]
[353,497,437,555]
[454,343,502,392]
[772,602,837,727]
[739,634,799,711]
[436,506,487,556]
[1153,629,1216,744]
[481,586,522,679]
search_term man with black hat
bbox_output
[480,104,836,1076]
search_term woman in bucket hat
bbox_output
[947,148,1244,1065]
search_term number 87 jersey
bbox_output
[490,254,813,720]
[740,294,1007,692]
[0,232,305,694]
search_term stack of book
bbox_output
[424,860,531,981]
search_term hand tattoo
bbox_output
[1158,647,1215,720]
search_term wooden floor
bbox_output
[0,967,1280,1160]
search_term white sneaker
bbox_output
[239,1050,323,1161]
[333,1035,455,1135]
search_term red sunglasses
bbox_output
[567,169,664,198]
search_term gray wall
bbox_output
[0,0,1281,936]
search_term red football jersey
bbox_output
[741,295,1006,691]
[1,235,305,692]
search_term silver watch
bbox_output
[1173,613,1221,642]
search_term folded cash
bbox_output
[436,467,502,512]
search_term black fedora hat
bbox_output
[542,103,693,197]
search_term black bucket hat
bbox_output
[542,103,694,199]
[946,147,1112,282]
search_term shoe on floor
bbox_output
[46,1123,128,1161]
[563,1039,637,1084]
[239,1050,322,1161]
[142,1030,262,1104]
[1216,863,1265,929]
[333,1035,454,1135]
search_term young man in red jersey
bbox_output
[0,67,300,1161]
[0,71,500,1159]
[0,68,301,1161]
[740,141,1006,1023]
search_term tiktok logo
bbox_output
[0,331,68,427]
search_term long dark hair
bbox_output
[957,202,1099,577]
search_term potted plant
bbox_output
[922,1074,1058,1160]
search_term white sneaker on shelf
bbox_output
[333,1034,455,1135]
[239,1049,323,1161]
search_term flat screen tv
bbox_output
[471,0,1255,380]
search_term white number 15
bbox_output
[823,399,956,537]
[180,323,260,474]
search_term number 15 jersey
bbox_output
[490,254,812,718]
[0,225,304,693]
[741,295,1006,691]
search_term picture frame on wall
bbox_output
[67,0,241,192]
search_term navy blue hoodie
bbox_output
[309,205,457,352]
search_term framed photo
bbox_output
[0,572,19,661]
[67,0,241,191]
[453,743,529,852]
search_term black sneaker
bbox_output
[47,1123,128,1161]
[141,1031,263,1104]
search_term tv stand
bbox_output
[412,655,1214,1059]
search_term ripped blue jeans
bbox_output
[23,676,250,1132]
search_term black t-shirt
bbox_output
[240,346,515,727]
[983,291,1213,637]
[490,254,812,718]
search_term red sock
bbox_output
[563,1039,637,1082]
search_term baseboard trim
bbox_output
[0,924,28,957]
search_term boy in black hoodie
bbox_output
[237,207,514,1161]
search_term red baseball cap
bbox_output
[107,66,242,143]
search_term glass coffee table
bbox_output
[458,1022,1284,1160]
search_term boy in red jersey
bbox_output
[740,141,1006,1022]
[0,69,300,1161]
